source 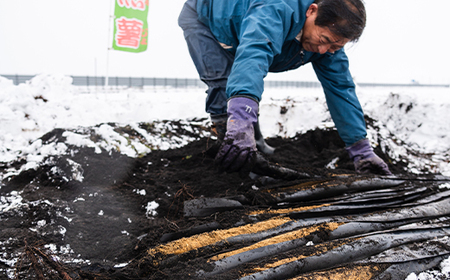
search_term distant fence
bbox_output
[1,74,449,89]
[2,74,36,85]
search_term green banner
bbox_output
[112,0,149,53]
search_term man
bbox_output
[178,0,392,175]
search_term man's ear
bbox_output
[306,3,318,18]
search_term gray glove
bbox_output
[215,96,258,174]
[346,139,392,175]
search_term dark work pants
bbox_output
[178,0,234,116]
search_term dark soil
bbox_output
[1,121,447,280]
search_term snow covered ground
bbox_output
[1,74,450,278]
[1,74,449,177]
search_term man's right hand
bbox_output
[346,138,392,175]
[215,96,259,174]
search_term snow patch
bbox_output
[145,201,159,218]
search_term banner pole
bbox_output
[105,0,114,88]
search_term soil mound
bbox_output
[1,123,449,280]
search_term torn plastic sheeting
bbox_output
[160,221,222,242]
[184,197,243,217]
[286,188,439,220]
[380,174,450,182]
[200,219,449,277]
[350,177,406,188]
[328,197,450,237]
[288,193,424,219]
[155,198,450,278]
[199,235,312,277]
[373,254,450,280]
[298,184,426,206]
[335,186,422,200]
[228,196,450,246]
[358,235,450,264]
[223,217,334,245]
[353,196,450,222]
[179,181,426,217]
[275,178,404,203]
[252,153,311,180]
[200,220,450,277]
[402,189,450,205]
[224,196,450,247]
[282,185,426,207]
[239,227,450,280]
[334,186,428,204]
[328,220,413,240]
[221,198,450,278]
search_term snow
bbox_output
[406,257,450,280]
[0,191,23,213]
[1,73,450,278]
[133,189,147,196]
[1,74,450,178]
[145,201,159,218]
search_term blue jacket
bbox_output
[196,0,367,146]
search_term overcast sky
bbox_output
[0,0,449,84]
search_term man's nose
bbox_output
[318,44,330,54]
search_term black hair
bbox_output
[313,0,366,42]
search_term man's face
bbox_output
[301,4,349,54]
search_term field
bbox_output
[2,120,450,279]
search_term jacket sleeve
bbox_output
[312,49,367,146]
[226,2,293,101]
